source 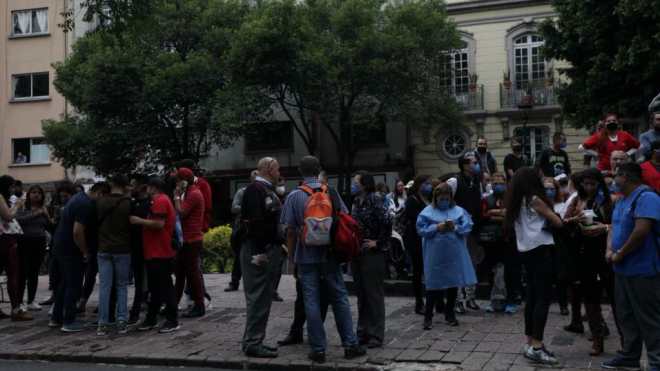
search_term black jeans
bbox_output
[18,235,47,304]
[426,288,458,321]
[521,244,555,342]
[481,240,522,304]
[130,246,146,317]
[145,258,178,324]
[229,232,242,287]
[406,236,424,304]
[81,250,98,301]
[352,250,386,344]
[52,254,84,325]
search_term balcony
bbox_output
[448,85,484,112]
[500,82,558,109]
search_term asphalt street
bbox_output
[0,360,245,371]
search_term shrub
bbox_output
[202,225,233,273]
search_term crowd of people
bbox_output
[0,110,659,369]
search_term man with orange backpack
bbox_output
[280,156,366,364]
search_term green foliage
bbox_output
[47,0,268,175]
[202,225,234,273]
[541,0,660,127]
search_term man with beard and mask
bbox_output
[537,132,572,177]
[504,137,530,182]
[474,137,497,177]
[582,113,639,172]
[639,110,660,162]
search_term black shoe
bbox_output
[182,306,205,318]
[563,323,584,334]
[0,309,9,320]
[367,339,383,349]
[224,284,239,292]
[272,292,284,302]
[128,313,140,325]
[277,334,303,346]
[39,297,55,306]
[455,302,466,314]
[245,345,278,358]
[158,321,180,334]
[423,318,433,330]
[344,345,367,360]
[560,305,569,316]
[466,299,480,311]
[414,300,425,315]
[446,318,459,327]
[308,351,326,363]
[138,319,158,331]
[262,344,278,352]
[435,301,445,314]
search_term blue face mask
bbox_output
[493,184,506,195]
[609,182,619,194]
[560,141,567,149]
[420,183,433,197]
[545,188,556,200]
[437,199,450,210]
[351,183,361,196]
[471,163,481,174]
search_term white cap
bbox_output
[554,173,568,183]
[405,180,414,189]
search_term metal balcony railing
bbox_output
[447,84,484,111]
[500,82,558,109]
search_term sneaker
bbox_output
[128,313,140,325]
[48,306,53,317]
[27,302,42,311]
[486,304,495,313]
[466,299,480,311]
[524,346,559,365]
[182,305,205,318]
[455,302,466,314]
[61,321,86,333]
[117,321,128,335]
[11,308,33,321]
[204,297,213,310]
[48,320,62,328]
[39,296,55,306]
[138,319,158,331]
[158,321,180,334]
[97,324,111,336]
[601,356,641,370]
[505,304,520,314]
[224,284,239,292]
[344,345,367,360]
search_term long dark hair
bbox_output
[0,175,15,202]
[504,167,553,232]
[359,173,376,194]
[575,168,613,221]
[25,185,45,209]
[409,174,431,198]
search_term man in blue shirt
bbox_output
[280,156,366,364]
[602,163,660,371]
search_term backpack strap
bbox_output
[98,197,131,227]
[299,184,328,195]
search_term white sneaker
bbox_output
[27,302,42,311]
[48,305,54,317]
[185,295,194,310]
[204,298,212,310]
[524,345,558,365]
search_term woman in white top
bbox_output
[504,168,563,366]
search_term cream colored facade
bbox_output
[414,0,591,177]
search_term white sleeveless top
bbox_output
[514,196,554,252]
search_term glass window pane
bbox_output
[13,76,32,98]
[32,73,49,97]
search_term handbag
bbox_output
[0,218,23,235]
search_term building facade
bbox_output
[414,0,592,177]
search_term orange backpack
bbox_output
[300,184,334,247]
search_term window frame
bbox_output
[436,127,472,161]
[513,126,550,163]
[10,8,49,38]
[10,72,50,102]
[11,137,51,166]
[440,32,476,96]
[512,33,546,90]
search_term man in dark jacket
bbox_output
[537,132,572,177]
[474,137,497,176]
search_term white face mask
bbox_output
[276,186,286,196]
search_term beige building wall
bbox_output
[414,0,591,178]
[0,0,71,184]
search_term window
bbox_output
[354,120,387,146]
[11,73,49,100]
[244,121,293,152]
[11,9,48,36]
[513,34,545,89]
[514,126,550,162]
[436,129,471,161]
[440,42,470,95]
[12,138,50,165]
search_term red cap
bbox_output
[177,167,194,182]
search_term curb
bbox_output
[0,351,382,371]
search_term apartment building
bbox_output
[414,0,594,176]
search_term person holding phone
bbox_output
[416,182,476,330]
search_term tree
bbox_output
[541,0,660,128]
[45,0,267,175]
[228,0,463,192]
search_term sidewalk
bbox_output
[0,274,626,371]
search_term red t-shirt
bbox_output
[582,130,639,171]
[641,161,660,192]
[143,193,176,260]
[196,177,213,232]
[181,185,205,243]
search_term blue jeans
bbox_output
[98,253,131,325]
[298,260,358,353]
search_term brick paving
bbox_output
[0,274,631,370]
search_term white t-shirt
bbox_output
[514,196,555,252]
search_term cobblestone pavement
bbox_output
[0,274,628,371]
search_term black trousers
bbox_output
[406,236,424,304]
[289,270,329,338]
[425,288,458,321]
[145,258,177,324]
[229,233,242,287]
[130,246,146,317]
[481,240,522,303]
[18,235,47,304]
[52,254,83,325]
[352,250,386,344]
[521,245,555,342]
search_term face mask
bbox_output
[609,182,620,194]
[471,163,481,174]
[477,146,487,154]
[513,145,522,153]
[420,183,433,197]
[606,123,618,131]
[437,199,450,210]
[351,183,361,196]
[493,184,506,195]
[560,141,567,149]
[545,189,556,200]
[276,186,286,196]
